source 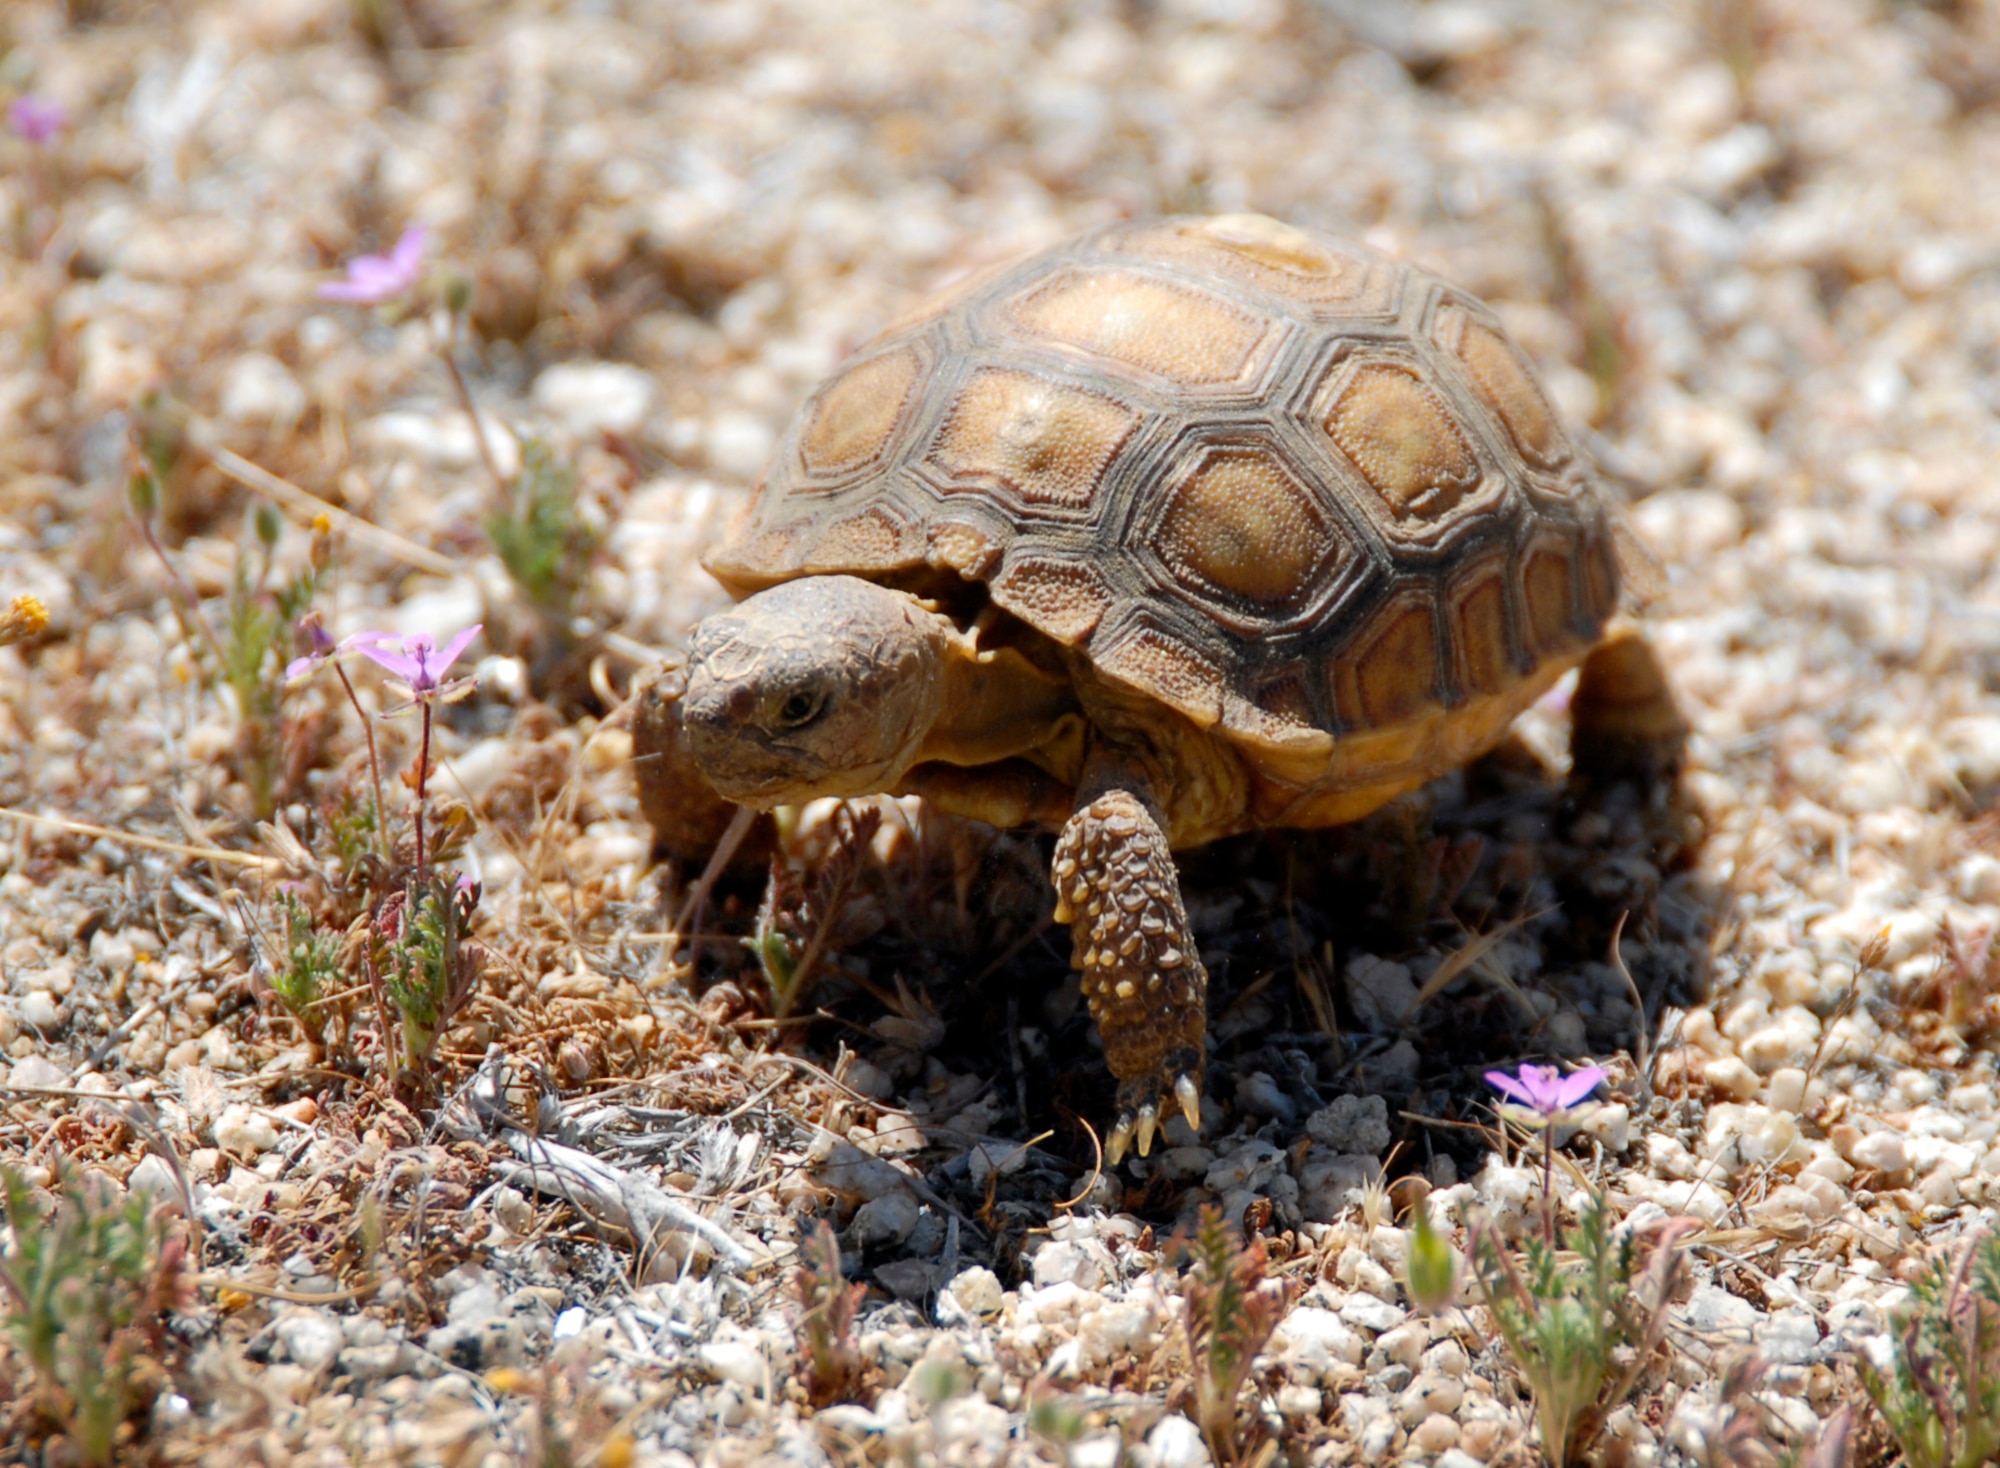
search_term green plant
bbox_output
[1179,1207,1290,1465]
[793,1219,866,1407]
[1027,1387,1089,1466]
[0,1165,188,1466]
[488,438,598,614]
[1861,1226,2000,1468]
[746,804,880,1019]
[269,891,342,1057]
[370,873,484,1083]
[1469,1198,1697,1468]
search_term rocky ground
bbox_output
[2,0,1999,1463]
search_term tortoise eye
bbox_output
[773,688,827,729]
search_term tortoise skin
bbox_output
[705,213,1621,832]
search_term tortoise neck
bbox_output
[915,625,1083,777]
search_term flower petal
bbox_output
[1553,1066,1607,1109]
[283,654,323,682]
[434,623,483,673]
[390,225,429,275]
[1485,1070,1534,1106]
[1514,1064,1564,1110]
[353,638,421,681]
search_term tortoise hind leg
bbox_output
[1053,789,1207,1164]
[1569,625,1687,786]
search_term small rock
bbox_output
[5,1054,66,1089]
[1376,1322,1427,1369]
[1146,1413,1213,1468]
[1341,1292,1407,1334]
[1702,1056,1760,1100]
[1276,1383,1322,1419]
[1848,1131,1909,1175]
[532,362,655,438]
[1757,1309,1822,1365]
[699,1329,769,1389]
[1766,1066,1808,1114]
[1421,1339,1470,1377]
[1684,1283,1762,1337]
[1306,1094,1392,1154]
[1396,1372,1465,1427]
[1275,1306,1366,1381]
[1234,1070,1299,1122]
[874,1258,943,1301]
[852,1192,921,1249]
[15,991,60,1031]
[1437,1451,1486,1468]
[127,1154,182,1206]
[1346,955,1419,1030]
[426,1317,528,1372]
[1031,1238,1108,1290]
[273,1310,344,1372]
[947,1266,1004,1317]
[1205,1138,1287,1192]
[213,1103,280,1155]
[1410,1414,1460,1454]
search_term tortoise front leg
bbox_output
[1053,789,1207,1163]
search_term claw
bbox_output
[1106,1115,1135,1167]
[1136,1103,1159,1158]
[1175,1073,1202,1133]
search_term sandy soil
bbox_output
[2,0,1999,1463]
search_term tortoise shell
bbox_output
[705,214,1621,808]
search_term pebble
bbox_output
[1846,1131,1909,1175]
[1145,1413,1212,1468]
[1306,1094,1392,1153]
[15,991,60,1031]
[1341,1292,1407,1334]
[1767,1066,1809,1113]
[1275,1306,1367,1381]
[1756,1309,1822,1365]
[274,1310,345,1372]
[1345,954,1419,1030]
[531,362,655,438]
[1420,1339,1470,1377]
[1410,1414,1460,1454]
[946,1267,1004,1317]
[1395,1372,1465,1427]
[1375,1322,1427,1369]
[213,1103,280,1155]
[1702,1055,1761,1100]
[1683,1283,1762,1337]
[852,1192,920,1249]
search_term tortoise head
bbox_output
[682,575,954,808]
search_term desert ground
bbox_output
[2,0,1999,1463]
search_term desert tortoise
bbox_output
[648,213,1681,1162]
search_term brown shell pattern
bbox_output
[705,213,1618,757]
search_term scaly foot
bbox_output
[1053,790,1207,1164]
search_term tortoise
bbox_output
[639,213,1683,1163]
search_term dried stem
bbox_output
[333,662,390,861]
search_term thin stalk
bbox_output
[435,314,509,501]
[1543,1126,1557,1246]
[133,513,224,671]
[414,701,432,877]
[333,662,390,861]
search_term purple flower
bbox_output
[284,613,362,683]
[318,225,429,305]
[1486,1063,1606,1121]
[349,624,482,709]
[8,95,66,145]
